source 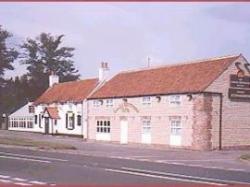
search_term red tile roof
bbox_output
[34,78,98,105]
[44,107,60,119]
[89,55,240,99]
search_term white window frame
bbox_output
[93,100,101,107]
[142,117,151,134]
[142,96,151,105]
[106,99,113,107]
[96,120,111,134]
[170,117,181,136]
[66,112,75,130]
[169,95,181,105]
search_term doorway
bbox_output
[45,118,49,134]
[120,120,128,144]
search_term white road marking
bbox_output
[13,177,27,182]
[0,179,11,183]
[29,180,47,185]
[0,155,51,163]
[0,151,68,162]
[122,167,250,185]
[14,182,31,186]
[157,159,234,162]
[227,168,246,172]
[0,174,10,179]
[154,160,249,172]
[105,168,226,186]
[128,155,163,158]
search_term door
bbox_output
[170,119,181,146]
[141,118,151,144]
[120,120,128,144]
[45,118,49,134]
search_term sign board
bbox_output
[229,75,250,101]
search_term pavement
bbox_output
[1,130,250,185]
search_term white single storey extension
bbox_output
[8,102,37,132]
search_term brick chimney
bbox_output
[49,71,59,87]
[98,62,109,82]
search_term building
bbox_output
[88,54,250,150]
[32,63,110,137]
[7,54,250,151]
[8,102,37,132]
[9,62,109,137]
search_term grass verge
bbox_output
[0,137,76,150]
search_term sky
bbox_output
[1,2,250,79]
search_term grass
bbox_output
[240,154,250,161]
[0,137,76,150]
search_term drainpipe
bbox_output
[81,100,84,139]
[219,93,223,150]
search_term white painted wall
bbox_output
[34,102,87,136]
[8,103,44,133]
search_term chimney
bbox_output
[98,62,109,82]
[49,71,59,87]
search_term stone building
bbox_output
[88,54,250,150]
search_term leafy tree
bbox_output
[0,25,18,125]
[0,25,18,88]
[20,33,80,99]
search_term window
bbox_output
[66,112,75,130]
[170,117,181,136]
[142,96,151,105]
[93,100,101,107]
[96,120,110,133]
[169,95,181,105]
[106,99,113,107]
[142,117,151,134]
[77,115,82,126]
[39,114,42,128]
[54,119,57,125]
[34,115,38,124]
[28,106,35,113]
[27,117,34,128]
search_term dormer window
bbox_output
[169,95,181,105]
[106,99,113,107]
[142,96,151,105]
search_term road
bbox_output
[0,147,250,186]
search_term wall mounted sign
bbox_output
[229,74,250,101]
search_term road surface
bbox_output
[0,146,250,186]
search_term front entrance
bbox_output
[169,117,181,146]
[45,118,49,134]
[120,120,128,144]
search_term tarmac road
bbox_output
[0,146,250,186]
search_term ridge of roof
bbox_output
[119,54,241,74]
[52,77,98,87]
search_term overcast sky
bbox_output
[1,2,250,79]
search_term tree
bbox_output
[0,25,18,126]
[21,33,80,99]
[0,25,18,88]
